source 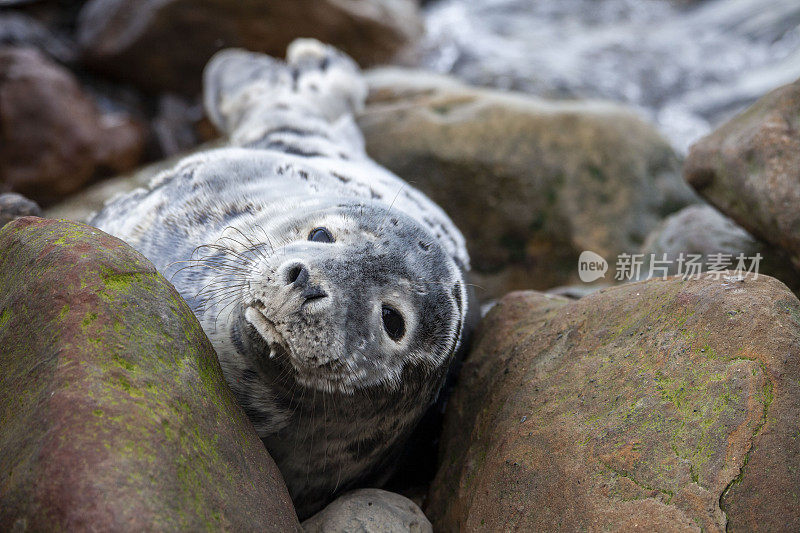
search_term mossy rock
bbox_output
[428,274,800,532]
[0,217,300,531]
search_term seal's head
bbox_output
[231,200,467,395]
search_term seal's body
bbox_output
[91,40,471,518]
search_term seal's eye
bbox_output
[308,227,334,243]
[382,305,405,341]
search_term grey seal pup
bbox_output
[91,39,473,518]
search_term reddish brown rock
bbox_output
[0,217,300,532]
[428,275,800,531]
[77,0,423,94]
[0,47,145,205]
[685,78,800,272]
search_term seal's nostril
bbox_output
[287,266,302,284]
[286,264,310,286]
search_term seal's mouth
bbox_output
[244,304,287,357]
[244,303,357,393]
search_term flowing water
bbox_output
[419,0,800,152]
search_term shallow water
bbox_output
[420,0,800,152]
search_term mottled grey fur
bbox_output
[91,40,470,518]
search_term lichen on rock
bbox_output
[0,217,300,532]
[428,274,800,532]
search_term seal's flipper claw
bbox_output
[285,38,367,118]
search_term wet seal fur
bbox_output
[91,40,475,518]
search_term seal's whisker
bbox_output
[285,374,300,408]
[197,242,258,265]
[224,225,273,263]
[211,296,243,332]
[254,224,276,253]
[197,286,247,305]
[196,283,247,302]
[414,280,486,292]
[167,258,250,273]
[224,225,259,248]
[217,234,258,256]
[169,263,249,282]
[194,281,247,305]
[195,295,242,318]
[216,240,266,266]
[379,184,406,231]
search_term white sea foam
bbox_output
[420,0,800,152]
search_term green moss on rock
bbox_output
[429,274,800,532]
[0,217,300,532]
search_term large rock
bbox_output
[0,217,300,531]
[685,78,800,272]
[641,204,761,263]
[302,489,431,533]
[0,192,41,228]
[0,12,75,63]
[640,204,800,290]
[77,0,423,94]
[428,275,800,531]
[358,69,696,299]
[0,47,144,206]
[152,94,217,157]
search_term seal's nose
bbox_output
[284,263,327,303]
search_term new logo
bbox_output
[578,251,608,283]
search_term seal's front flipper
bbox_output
[203,40,367,159]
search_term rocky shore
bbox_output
[2,0,800,530]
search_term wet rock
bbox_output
[546,283,609,300]
[0,217,300,532]
[642,204,760,261]
[80,75,151,125]
[77,0,423,94]
[640,204,800,290]
[302,489,431,533]
[428,276,800,532]
[0,192,41,228]
[0,12,75,62]
[10,0,86,36]
[0,47,145,206]
[152,94,216,157]
[358,68,696,299]
[0,1,39,6]
[685,78,800,273]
